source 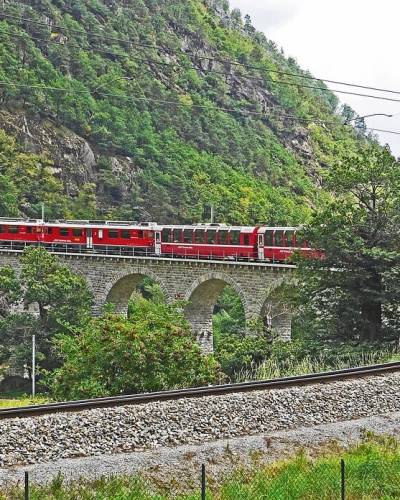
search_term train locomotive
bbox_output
[0,218,316,262]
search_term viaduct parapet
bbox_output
[0,251,295,353]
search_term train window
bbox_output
[230,230,240,245]
[274,231,284,247]
[60,228,69,236]
[173,229,182,243]
[73,228,83,237]
[243,234,250,246]
[265,231,273,246]
[108,229,118,238]
[161,228,170,242]
[219,230,229,245]
[9,226,19,234]
[183,229,193,243]
[195,229,205,243]
[206,230,216,244]
[47,227,53,235]
[0,226,3,233]
[286,231,294,247]
[27,226,33,234]
[121,230,130,239]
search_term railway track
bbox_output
[1,362,399,419]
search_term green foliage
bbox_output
[0,247,92,373]
[297,143,400,342]
[0,0,375,224]
[49,296,219,399]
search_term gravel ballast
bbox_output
[1,412,400,488]
[0,373,399,468]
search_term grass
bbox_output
[2,434,400,499]
[0,391,48,408]
[234,349,400,383]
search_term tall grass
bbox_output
[233,349,400,383]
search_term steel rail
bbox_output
[1,362,399,419]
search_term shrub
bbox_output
[49,296,220,399]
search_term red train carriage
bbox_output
[0,219,156,255]
[0,218,319,262]
[257,227,318,262]
[158,224,259,260]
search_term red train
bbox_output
[0,218,317,262]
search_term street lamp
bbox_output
[345,113,393,125]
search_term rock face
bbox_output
[0,110,95,189]
[0,373,399,468]
[0,109,140,206]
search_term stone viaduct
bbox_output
[0,251,296,353]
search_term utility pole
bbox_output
[41,203,45,221]
[32,335,36,397]
[210,204,214,224]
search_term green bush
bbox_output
[49,296,220,399]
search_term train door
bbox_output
[86,228,93,249]
[257,233,264,260]
[155,230,161,256]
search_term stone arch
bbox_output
[184,272,249,353]
[103,267,169,316]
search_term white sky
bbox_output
[229,0,400,156]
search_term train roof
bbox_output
[258,226,298,232]
[158,224,257,232]
[0,218,158,230]
[0,219,300,232]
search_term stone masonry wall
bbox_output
[0,251,295,352]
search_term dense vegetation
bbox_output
[298,142,400,343]
[0,247,91,376]
[50,294,219,399]
[0,0,370,223]
[3,434,400,498]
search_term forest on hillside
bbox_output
[0,0,371,224]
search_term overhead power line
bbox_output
[0,12,399,140]
[0,78,397,138]
[1,10,400,100]
[2,27,400,108]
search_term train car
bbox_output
[257,227,314,262]
[0,218,157,255]
[0,218,319,262]
[0,219,42,248]
[158,224,259,260]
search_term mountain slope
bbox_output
[0,0,366,224]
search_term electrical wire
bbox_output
[0,11,398,138]
[0,78,397,139]
[2,25,400,108]
[2,10,400,99]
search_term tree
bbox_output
[49,295,220,399]
[298,143,400,342]
[0,247,92,374]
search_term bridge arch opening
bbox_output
[184,273,248,353]
[105,271,168,316]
